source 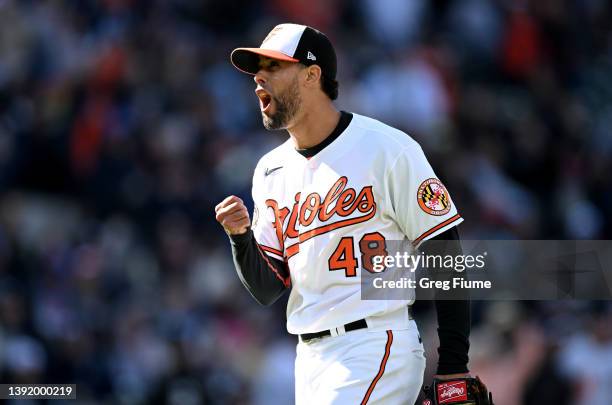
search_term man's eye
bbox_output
[258,59,280,72]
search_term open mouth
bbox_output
[256,88,273,113]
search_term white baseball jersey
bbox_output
[251,113,463,334]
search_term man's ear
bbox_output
[304,65,322,87]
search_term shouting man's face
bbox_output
[254,57,303,130]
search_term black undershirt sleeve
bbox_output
[420,226,471,375]
[229,229,290,306]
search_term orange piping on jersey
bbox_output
[412,214,462,246]
[361,330,393,405]
[284,208,377,259]
[285,243,299,259]
[259,244,283,258]
[256,243,291,288]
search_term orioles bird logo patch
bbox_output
[417,178,451,216]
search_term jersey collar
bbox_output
[295,111,353,159]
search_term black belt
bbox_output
[299,306,413,343]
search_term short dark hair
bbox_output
[322,75,339,100]
[300,63,338,100]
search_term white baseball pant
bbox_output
[295,313,425,404]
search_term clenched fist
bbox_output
[215,195,251,235]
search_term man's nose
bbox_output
[254,71,266,85]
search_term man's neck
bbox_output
[287,102,340,150]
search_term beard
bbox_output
[262,76,302,130]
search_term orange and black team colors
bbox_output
[216,23,471,405]
[250,111,463,335]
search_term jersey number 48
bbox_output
[328,232,387,277]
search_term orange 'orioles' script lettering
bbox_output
[265,177,376,259]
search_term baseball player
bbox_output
[215,23,493,404]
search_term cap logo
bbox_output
[259,24,306,57]
[307,51,317,61]
[262,26,284,45]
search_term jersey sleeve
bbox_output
[251,168,285,261]
[388,143,463,247]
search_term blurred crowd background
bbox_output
[0,0,611,404]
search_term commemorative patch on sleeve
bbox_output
[417,178,451,216]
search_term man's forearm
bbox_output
[229,229,290,306]
[434,299,470,374]
[420,227,471,374]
